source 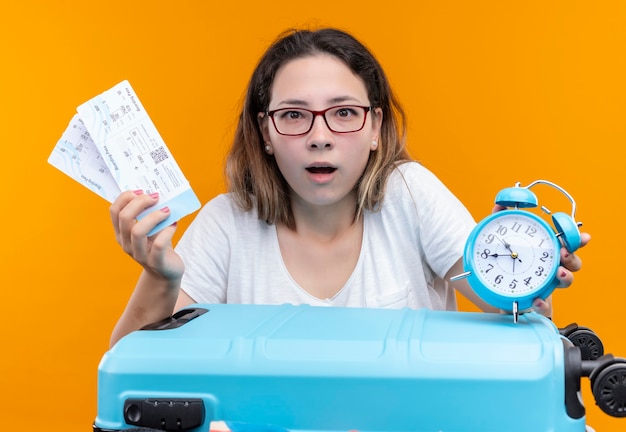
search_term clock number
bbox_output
[535,266,545,277]
[485,234,495,244]
[496,225,507,235]
[539,251,549,262]
[485,263,494,273]
[481,248,491,259]
[525,226,537,237]
[524,277,532,285]
[495,275,503,284]
[509,279,518,289]
[511,222,522,233]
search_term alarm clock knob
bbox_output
[494,186,538,208]
[552,212,582,253]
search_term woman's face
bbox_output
[259,54,382,210]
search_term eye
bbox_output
[277,109,307,121]
[336,107,356,118]
[331,106,361,122]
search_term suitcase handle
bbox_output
[140,307,209,331]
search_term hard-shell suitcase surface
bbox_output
[94,304,592,432]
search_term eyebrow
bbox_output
[274,96,364,108]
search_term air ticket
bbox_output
[48,113,122,202]
[48,80,201,235]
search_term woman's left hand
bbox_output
[532,232,592,317]
[492,204,591,318]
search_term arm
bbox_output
[110,270,181,347]
[108,190,194,347]
[445,258,499,313]
[110,273,197,347]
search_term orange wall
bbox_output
[1,1,625,430]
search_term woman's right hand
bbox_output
[110,190,184,282]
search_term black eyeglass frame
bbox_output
[264,105,373,136]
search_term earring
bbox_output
[371,140,378,150]
[265,144,271,152]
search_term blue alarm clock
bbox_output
[452,180,582,322]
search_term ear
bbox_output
[258,112,271,143]
[371,107,383,142]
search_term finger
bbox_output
[491,204,507,213]
[556,266,573,288]
[532,296,552,318]
[559,231,590,269]
[145,222,179,273]
[560,247,582,273]
[130,206,172,260]
[149,221,177,251]
[117,192,161,253]
[579,232,591,248]
[110,190,144,239]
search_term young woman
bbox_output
[109,28,588,347]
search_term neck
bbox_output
[288,191,360,240]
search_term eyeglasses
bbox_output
[265,105,373,136]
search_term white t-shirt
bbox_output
[176,162,476,310]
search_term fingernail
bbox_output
[133,189,143,195]
[560,271,567,277]
[160,206,170,213]
[149,192,159,199]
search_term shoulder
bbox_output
[380,161,475,227]
[385,161,453,202]
[179,193,263,242]
[389,161,446,185]
[196,193,256,222]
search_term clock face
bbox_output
[468,211,560,298]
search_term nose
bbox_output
[307,114,334,150]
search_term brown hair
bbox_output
[225,28,411,229]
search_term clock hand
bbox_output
[495,235,523,263]
[489,251,520,272]
[495,235,514,252]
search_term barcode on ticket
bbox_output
[150,146,169,164]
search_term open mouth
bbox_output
[306,166,336,174]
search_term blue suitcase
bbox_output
[93,304,623,431]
